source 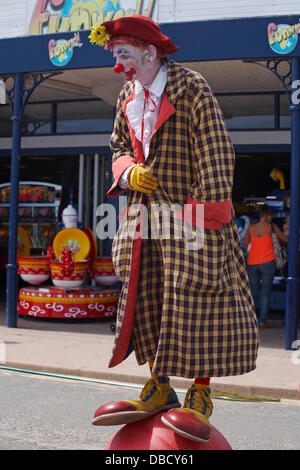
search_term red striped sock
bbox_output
[194,377,210,387]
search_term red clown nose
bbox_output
[114,64,125,73]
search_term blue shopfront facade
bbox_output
[1,15,300,72]
[0,14,299,348]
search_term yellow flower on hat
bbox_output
[89,25,111,47]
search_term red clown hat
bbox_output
[101,15,179,54]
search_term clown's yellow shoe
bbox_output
[161,385,213,442]
[93,377,181,426]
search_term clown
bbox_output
[89,15,259,443]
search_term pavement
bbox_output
[0,302,300,401]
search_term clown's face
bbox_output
[112,43,155,84]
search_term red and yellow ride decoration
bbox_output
[18,286,119,319]
[52,227,91,262]
[90,256,118,286]
[83,227,98,262]
[49,258,88,288]
[17,226,31,257]
[17,256,50,285]
[17,226,119,319]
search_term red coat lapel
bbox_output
[151,91,176,140]
[122,91,144,165]
[123,88,176,162]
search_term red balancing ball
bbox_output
[105,412,232,451]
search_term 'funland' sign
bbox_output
[48,31,82,66]
[28,0,156,36]
[268,20,300,54]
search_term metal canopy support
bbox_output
[243,58,299,349]
[286,57,300,350]
[78,153,84,223]
[93,153,109,257]
[93,153,100,254]
[6,74,23,328]
[0,71,61,328]
[78,153,108,256]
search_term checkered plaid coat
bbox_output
[107,58,259,378]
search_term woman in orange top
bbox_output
[243,205,288,328]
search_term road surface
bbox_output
[0,368,299,451]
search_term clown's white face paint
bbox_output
[112,43,159,85]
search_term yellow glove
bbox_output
[128,164,158,194]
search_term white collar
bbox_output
[135,63,167,98]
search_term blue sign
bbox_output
[268,21,300,55]
[48,33,83,67]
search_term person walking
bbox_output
[243,205,288,328]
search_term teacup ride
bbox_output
[17,256,50,285]
[17,285,120,319]
[49,259,88,288]
[90,256,118,286]
[49,242,88,288]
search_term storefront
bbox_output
[0,1,299,347]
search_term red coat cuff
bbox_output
[201,199,232,227]
[107,155,136,197]
[177,198,232,229]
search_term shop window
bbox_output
[23,103,52,136]
[280,94,291,129]
[0,103,52,137]
[0,99,114,137]
[1,93,289,137]
[217,94,275,130]
[56,100,114,134]
[0,102,52,137]
[0,105,12,137]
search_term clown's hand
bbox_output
[128,164,158,194]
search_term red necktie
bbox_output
[141,88,157,143]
